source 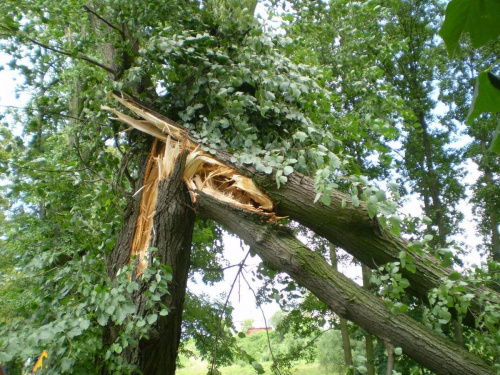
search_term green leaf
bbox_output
[127,281,139,294]
[440,0,500,57]
[394,347,403,356]
[61,357,75,373]
[357,365,367,374]
[491,120,500,155]
[405,263,416,274]
[321,194,331,206]
[293,131,308,142]
[283,166,294,176]
[351,195,360,207]
[448,272,462,281]
[367,202,378,219]
[97,314,108,326]
[467,71,500,123]
[251,362,265,374]
[147,314,158,325]
[399,278,410,289]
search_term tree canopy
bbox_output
[0,1,499,374]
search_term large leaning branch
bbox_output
[195,191,494,375]
[103,92,499,325]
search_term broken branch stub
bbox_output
[103,93,275,271]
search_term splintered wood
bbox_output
[103,93,275,272]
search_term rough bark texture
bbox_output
[105,101,500,322]
[103,149,195,375]
[195,191,495,375]
[418,113,447,248]
[330,245,354,371]
[481,137,500,263]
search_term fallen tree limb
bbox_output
[103,92,499,327]
[195,191,495,375]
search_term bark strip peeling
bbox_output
[103,93,276,270]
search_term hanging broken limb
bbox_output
[103,92,500,324]
[195,190,494,375]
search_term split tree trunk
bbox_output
[195,191,495,375]
[103,145,195,375]
[106,97,500,328]
[104,95,499,374]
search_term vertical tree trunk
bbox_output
[362,265,375,375]
[418,113,447,248]
[481,137,500,262]
[102,145,195,375]
[138,150,195,374]
[329,245,354,373]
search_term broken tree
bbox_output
[103,92,497,375]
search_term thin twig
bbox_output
[82,5,125,37]
[0,266,59,282]
[240,272,283,375]
[0,104,90,122]
[25,37,117,75]
[210,250,251,374]
[11,162,86,174]
[201,264,245,273]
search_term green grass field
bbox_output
[176,360,329,375]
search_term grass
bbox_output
[176,359,330,375]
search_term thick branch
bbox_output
[211,151,497,325]
[106,94,499,325]
[195,192,495,375]
[82,5,125,37]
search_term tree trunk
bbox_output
[481,136,500,263]
[236,162,497,326]
[362,265,375,375]
[418,113,447,248]
[102,145,195,375]
[195,191,495,375]
[329,245,354,372]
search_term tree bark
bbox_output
[195,191,495,375]
[418,113,448,248]
[481,136,500,263]
[102,147,195,375]
[108,98,500,327]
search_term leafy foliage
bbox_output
[1,0,500,374]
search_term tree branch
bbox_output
[82,5,125,37]
[26,37,117,75]
[195,191,495,375]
